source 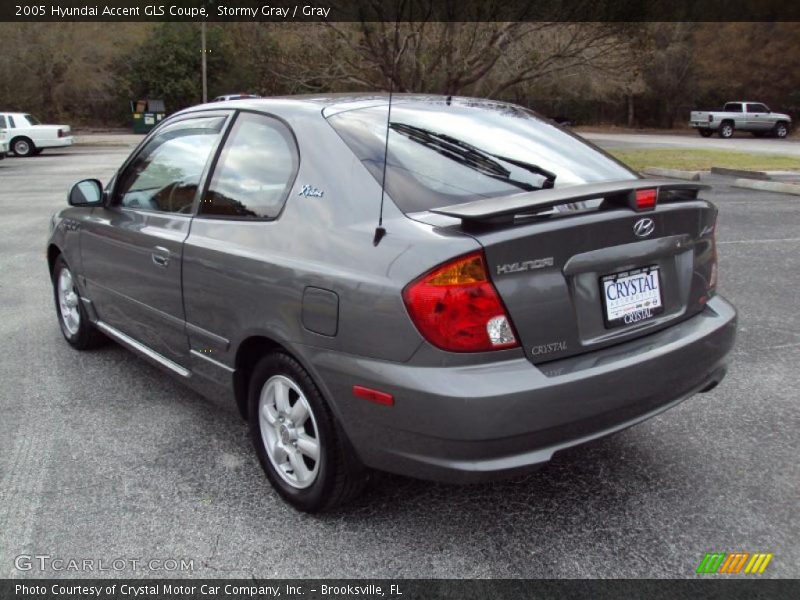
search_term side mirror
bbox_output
[68,179,104,206]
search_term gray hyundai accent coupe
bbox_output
[47,94,736,511]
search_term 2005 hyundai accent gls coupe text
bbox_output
[47,94,736,511]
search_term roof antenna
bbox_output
[373,22,400,247]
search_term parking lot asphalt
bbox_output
[0,144,798,579]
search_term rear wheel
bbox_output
[718,122,734,138]
[52,255,106,349]
[698,129,713,138]
[248,352,367,512]
[12,137,35,157]
[774,122,789,139]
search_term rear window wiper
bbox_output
[389,123,553,192]
[488,153,557,189]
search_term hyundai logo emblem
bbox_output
[633,218,655,238]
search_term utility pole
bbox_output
[201,21,207,103]
[201,1,216,104]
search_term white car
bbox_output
[0,112,73,157]
[0,130,7,159]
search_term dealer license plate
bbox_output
[600,266,664,328]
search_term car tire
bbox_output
[773,122,789,139]
[718,122,734,138]
[52,255,106,349]
[698,129,713,138]
[248,352,368,512]
[11,137,35,157]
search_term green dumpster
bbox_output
[131,99,166,134]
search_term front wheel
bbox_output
[248,352,367,512]
[774,122,789,139]
[52,255,106,349]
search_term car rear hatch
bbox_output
[419,179,718,364]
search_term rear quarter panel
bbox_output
[180,104,479,374]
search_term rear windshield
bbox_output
[326,98,636,213]
[24,114,41,125]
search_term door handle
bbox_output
[152,247,170,268]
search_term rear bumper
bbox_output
[308,295,736,483]
[39,136,73,148]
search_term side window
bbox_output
[114,116,224,213]
[200,112,298,219]
[8,115,16,128]
[723,103,742,113]
[0,115,6,128]
[748,104,767,113]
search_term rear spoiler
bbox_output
[429,179,710,224]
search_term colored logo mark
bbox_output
[696,552,773,574]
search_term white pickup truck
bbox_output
[0,112,74,156]
[690,101,792,139]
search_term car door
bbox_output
[181,111,300,378]
[0,115,7,154]
[746,103,772,131]
[80,113,229,366]
[721,103,743,128]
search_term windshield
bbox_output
[24,114,41,125]
[326,98,636,213]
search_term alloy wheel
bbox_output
[57,268,81,335]
[258,374,321,489]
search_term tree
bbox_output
[115,23,232,113]
[640,23,697,128]
[0,23,149,123]
[267,20,637,100]
[694,23,800,113]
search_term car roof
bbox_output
[179,93,520,119]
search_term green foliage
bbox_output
[115,23,231,113]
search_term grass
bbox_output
[609,148,800,172]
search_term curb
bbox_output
[711,166,770,180]
[641,167,701,181]
[732,178,800,196]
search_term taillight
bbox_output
[58,129,64,138]
[708,114,713,122]
[402,251,518,352]
[635,188,657,210]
